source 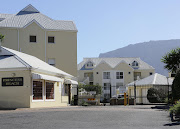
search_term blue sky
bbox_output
[1,0,180,63]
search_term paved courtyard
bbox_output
[0,105,179,129]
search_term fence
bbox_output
[70,84,171,105]
[128,85,171,104]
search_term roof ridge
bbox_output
[0,13,14,15]
[83,57,140,59]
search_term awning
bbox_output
[65,79,78,85]
[32,73,63,82]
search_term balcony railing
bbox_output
[83,77,93,82]
[134,76,141,81]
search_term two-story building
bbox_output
[0,4,77,77]
[78,58,155,100]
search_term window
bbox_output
[134,72,141,80]
[84,73,88,77]
[46,82,54,100]
[128,72,131,74]
[171,73,176,77]
[48,58,55,66]
[116,72,123,79]
[30,36,36,43]
[103,72,110,79]
[64,84,70,95]
[84,72,93,81]
[48,36,55,43]
[33,81,43,100]
[86,61,93,67]
[104,93,110,99]
[104,83,110,90]
[96,72,99,74]
[89,82,93,85]
[132,61,138,67]
[149,72,153,75]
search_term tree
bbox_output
[161,47,180,73]
[162,47,180,102]
[78,84,102,95]
[172,70,180,101]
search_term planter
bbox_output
[170,113,180,122]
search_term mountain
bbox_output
[99,39,180,76]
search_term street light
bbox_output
[134,80,136,105]
[167,77,170,102]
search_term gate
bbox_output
[128,85,172,104]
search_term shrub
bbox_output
[169,100,180,115]
[147,88,166,103]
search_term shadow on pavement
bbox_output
[151,105,169,110]
[164,122,180,126]
[0,108,17,110]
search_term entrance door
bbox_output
[67,84,71,104]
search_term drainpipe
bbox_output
[17,29,19,51]
[45,31,47,62]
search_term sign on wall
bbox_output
[2,77,23,86]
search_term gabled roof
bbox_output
[18,4,40,14]
[0,47,73,78]
[78,57,154,70]
[0,14,14,21]
[0,55,27,69]
[0,4,77,31]
[127,73,173,86]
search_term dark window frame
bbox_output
[103,72,110,79]
[48,36,55,43]
[46,82,54,100]
[33,81,43,100]
[116,72,123,79]
[30,35,37,43]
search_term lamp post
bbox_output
[166,77,170,104]
[134,81,136,105]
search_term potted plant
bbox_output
[169,100,180,121]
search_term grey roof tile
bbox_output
[0,47,73,78]
[78,57,154,70]
[127,73,173,86]
[0,55,26,69]
[0,5,77,31]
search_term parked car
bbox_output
[112,94,128,99]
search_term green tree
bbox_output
[172,70,180,101]
[161,47,180,73]
[78,84,102,95]
[162,47,180,102]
